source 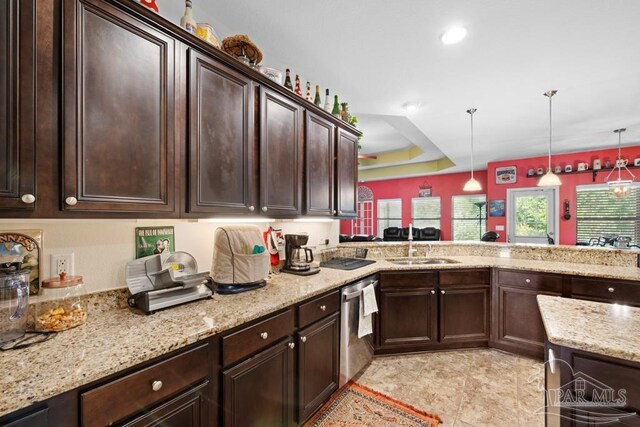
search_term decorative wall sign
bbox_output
[489,200,505,217]
[418,182,432,197]
[0,230,43,295]
[135,226,175,259]
[495,166,517,184]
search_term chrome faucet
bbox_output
[408,223,418,258]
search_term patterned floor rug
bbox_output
[304,381,442,426]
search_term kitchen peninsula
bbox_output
[2,242,640,425]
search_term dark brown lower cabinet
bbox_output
[378,288,437,350]
[491,269,564,359]
[223,339,295,427]
[297,312,340,423]
[123,381,209,427]
[439,284,489,343]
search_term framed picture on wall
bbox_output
[418,184,432,198]
[496,166,517,184]
[489,200,505,217]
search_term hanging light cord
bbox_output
[467,108,477,178]
[544,90,557,172]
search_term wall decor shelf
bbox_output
[525,166,640,182]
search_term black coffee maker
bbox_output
[282,234,320,276]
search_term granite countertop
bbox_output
[537,295,640,362]
[3,255,640,417]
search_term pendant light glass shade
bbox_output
[606,128,635,198]
[538,90,561,187]
[464,108,481,192]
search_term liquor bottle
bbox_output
[306,82,312,102]
[294,75,302,97]
[314,85,322,107]
[324,89,331,112]
[283,69,293,90]
[180,0,197,34]
[331,95,340,117]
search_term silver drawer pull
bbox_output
[301,336,307,343]
[288,342,295,349]
[65,196,78,206]
[262,206,268,212]
[151,380,163,392]
[430,290,435,295]
[248,205,255,212]
[608,287,615,293]
[441,290,446,295]
[260,332,268,340]
[525,279,531,284]
[319,305,327,311]
[21,194,35,204]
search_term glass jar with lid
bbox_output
[35,273,87,332]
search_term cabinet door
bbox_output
[123,381,209,427]
[259,87,302,217]
[188,49,256,215]
[335,129,358,218]
[0,0,36,210]
[62,0,176,213]
[297,313,339,423]
[378,288,437,350]
[223,339,295,427]
[493,284,561,359]
[304,112,335,216]
[438,284,489,343]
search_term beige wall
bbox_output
[0,219,339,293]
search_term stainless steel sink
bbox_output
[388,258,461,265]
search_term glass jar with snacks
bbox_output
[196,23,220,48]
[35,273,87,332]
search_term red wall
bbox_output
[342,145,640,245]
[487,145,640,245]
[340,170,488,240]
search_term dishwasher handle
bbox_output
[342,280,378,302]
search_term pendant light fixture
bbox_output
[538,90,562,187]
[606,128,635,198]
[463,108,482,192]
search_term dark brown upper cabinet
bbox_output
[259,87,303,217]
[0,0,36,211]
[187,49,256,215]
[61,0,177,213]
[304,112,335,216]
[336,128,358,218]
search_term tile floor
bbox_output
[354,349,545,426]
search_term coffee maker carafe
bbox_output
[282,234,320,276]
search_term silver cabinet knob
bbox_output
[525,279,531,284]
[248,205,255,212]
[300,336,307,343]
[441,290,445,294]
[261,206,268,212]
[608,287,615,293]
[260,332,268,340]
[21,194,35,204]
[288,342,295,349]
[319,305,327,311]
[338,210,343,214]
[333,210,337,215]
[151,380,163,392]
[430,290,435,295]
[65,196,78,206]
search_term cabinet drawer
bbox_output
[496,269,563,292]
[298,290,340,328]
[380,271,436,289]
[81,343,209,427]
[223,309,295,366]
[572,277,640,306]
[439,269,490,285]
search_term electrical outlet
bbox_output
[51,253,74,276]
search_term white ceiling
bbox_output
[158,0,640,174]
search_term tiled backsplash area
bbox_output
[0,219,339,293]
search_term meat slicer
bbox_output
[125,251,212,314]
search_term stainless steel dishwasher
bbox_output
[339,274,378,387]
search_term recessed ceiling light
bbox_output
[441,26,467,45]
[402,101,421,113]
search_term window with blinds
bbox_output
[452,195,486,241]
[576,184,640,245]
[377,199,402,237]
[412,197,441,229]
